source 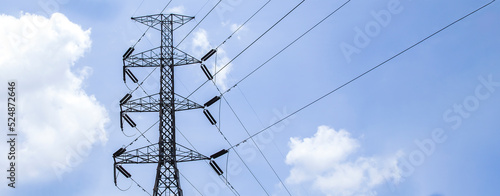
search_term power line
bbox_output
[212,122,270,195]
[117,1,327,194]
[176,127,198,154]
[238,87,285,158]
[195,0,213,17]
[132,0,174,48]
[124,65,158,97]
[132,0,146,16]
[116,11,207,196]
[124,78,158,103]
[218,175,241,196]
[228,143,271,195]
[125,120,160,148]
[179,171,204,196]
[224,147,230,183]
[222,0,352,96]
[180,0,272,49]
[229,0,496,149]
[130,126,155,148]
[213,0,305,77]
[218,93,293,195]
[236,86,288,158]
[186,0,306,99]
[206,54,275,196]
[176,126,241,196]
[214,95,241,196]
[210,75,292,195]
[128,0,215,101]
[215,0,272,50]
[133,22,157,47]
[131,177,152,196]
[176,0,223,47]
[236,86,311,194]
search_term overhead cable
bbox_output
[229,0,496,149]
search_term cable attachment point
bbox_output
[123,47,135,60]
[203,109,217,125]
[201,64,214,80]
[125,69,139,83]
[204,96,221,108]
[120,94,132,105]
[209,160,223,175]
[116,165,132,178]
[113,148,127,157]
[122,113,137,128]
[201,49,217,61]
[210,149,228,159]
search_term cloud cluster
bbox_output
[286,126,401,196]
[166,6,185,15]
[0,13,108,182]
[191,28,232,90]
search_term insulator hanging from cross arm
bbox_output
[122,66,126,83]
[120,112,123,129]
[116,165,132,178]
[201,49,217,61]
[125,69,139,83]
[120,94,132,105]
[203,109,217,125]
[210,149,228,159]
[204,96,220,108]
[113,148,127,157]
[123,47,135,60]
[122,113,137,127]
[209,160,223,175]
[200,64,214,80]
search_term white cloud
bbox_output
[0,13,108,183]
[230,23,241,32]
[286,126,401,196]
[166,6,185,14]
[191,28,232,90]
[230,23,247,40]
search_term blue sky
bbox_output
[1,0,499,195]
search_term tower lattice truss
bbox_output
[112,14,226,196]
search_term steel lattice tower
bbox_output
[113,14,212,196]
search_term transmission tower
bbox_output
[112,13,226,196]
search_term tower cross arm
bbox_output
[120,93,202,113]
[174,93,203,111]
[121,93,161,113]
[132,14,195,31]
[114,143,209,164]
